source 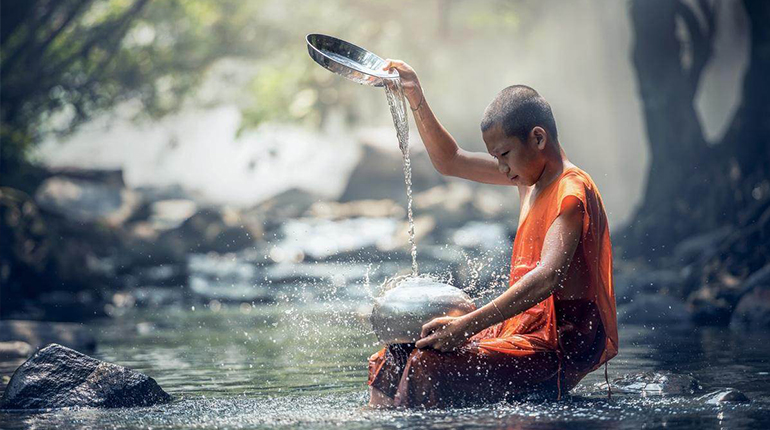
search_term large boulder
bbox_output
[413,182,517,232]
[730,286,770,331]
[35,176,139,226]
[246,188,321,233]
[0,344,171,409]
[158,207,260,255]
[0,320,96,352]
[617,294,690,325]
[339,144,444,204]
[673,226,734,266]
[613,264,683,304]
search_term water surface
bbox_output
[2,302,769,429]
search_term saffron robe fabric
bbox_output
[367,166,618,407]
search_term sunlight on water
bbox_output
[2,306,769,429]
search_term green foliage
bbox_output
[0,0,524,179]
[0,0,264,175]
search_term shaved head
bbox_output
[480,85,558,142]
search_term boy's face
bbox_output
[482,123,547,187]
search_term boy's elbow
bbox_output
[433,152,459,177]
[434,161,454,177]
[539,266,563,293]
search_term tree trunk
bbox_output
[623,0,770,262]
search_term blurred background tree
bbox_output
[1,0,266,190]
[624,0,769,270]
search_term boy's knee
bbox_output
[408,348,442,369]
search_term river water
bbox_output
[1,301,769,429]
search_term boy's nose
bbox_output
[498,161,510,174]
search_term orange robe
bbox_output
[368,166,619,407]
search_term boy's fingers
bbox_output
[382,59,406,71]
[420,319,442,338]
[415,335,432,349]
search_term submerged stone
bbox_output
[617,294,690,325]
[611,371,701,396]
[698,388,750,404]
[1,344,171,410]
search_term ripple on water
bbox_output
[0,392,766,430]
[1,306,769,429]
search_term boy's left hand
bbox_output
[415,316,473,352]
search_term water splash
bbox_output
[384,78,418,276]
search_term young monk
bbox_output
[367,59,619,408]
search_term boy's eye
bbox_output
[500,151,510,157]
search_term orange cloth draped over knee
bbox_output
[368,166,618,407]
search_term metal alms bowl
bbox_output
[306,33,398,87]
[370,277,477,344]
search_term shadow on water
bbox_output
[2,303,769,429]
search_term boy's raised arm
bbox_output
[383,60,511,186]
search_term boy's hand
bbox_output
[382,59,423,110]
[415,315,472,352]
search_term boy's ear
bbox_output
[531,126,547,149]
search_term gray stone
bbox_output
[730,286,770,331]
[1,344,171,410]
[698,388,750,405]
[739,264,770,295]
[158,207,259,255]
[673,226,733,265]
[0,320,95,352]
[614,267,683,304]
[339,144,444,204]
[34,176,139,226]
[0,342,33,360]
[612,371,701,395]
[617,294,690,325]
[246,188,320,232]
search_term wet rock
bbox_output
[158,207,259,255]
[45,167,126,187]
[673,226,733,265]
[698,388,750,405]
[339,144,444,204]
[0,342,33,360]
[307,199,405,220]
[738,264,770,296]
[617,294,690,325]
[246,188,321,232]
[148,199,197,230]
[687,285,734,326]
[0,320,96,352]
[414,183,475,230]
[34,176,139,226]
[34,290,108,322]
[730,286,770,331]
[613,265,683,304]
[612,371,701,395]
[0,344,171,409]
